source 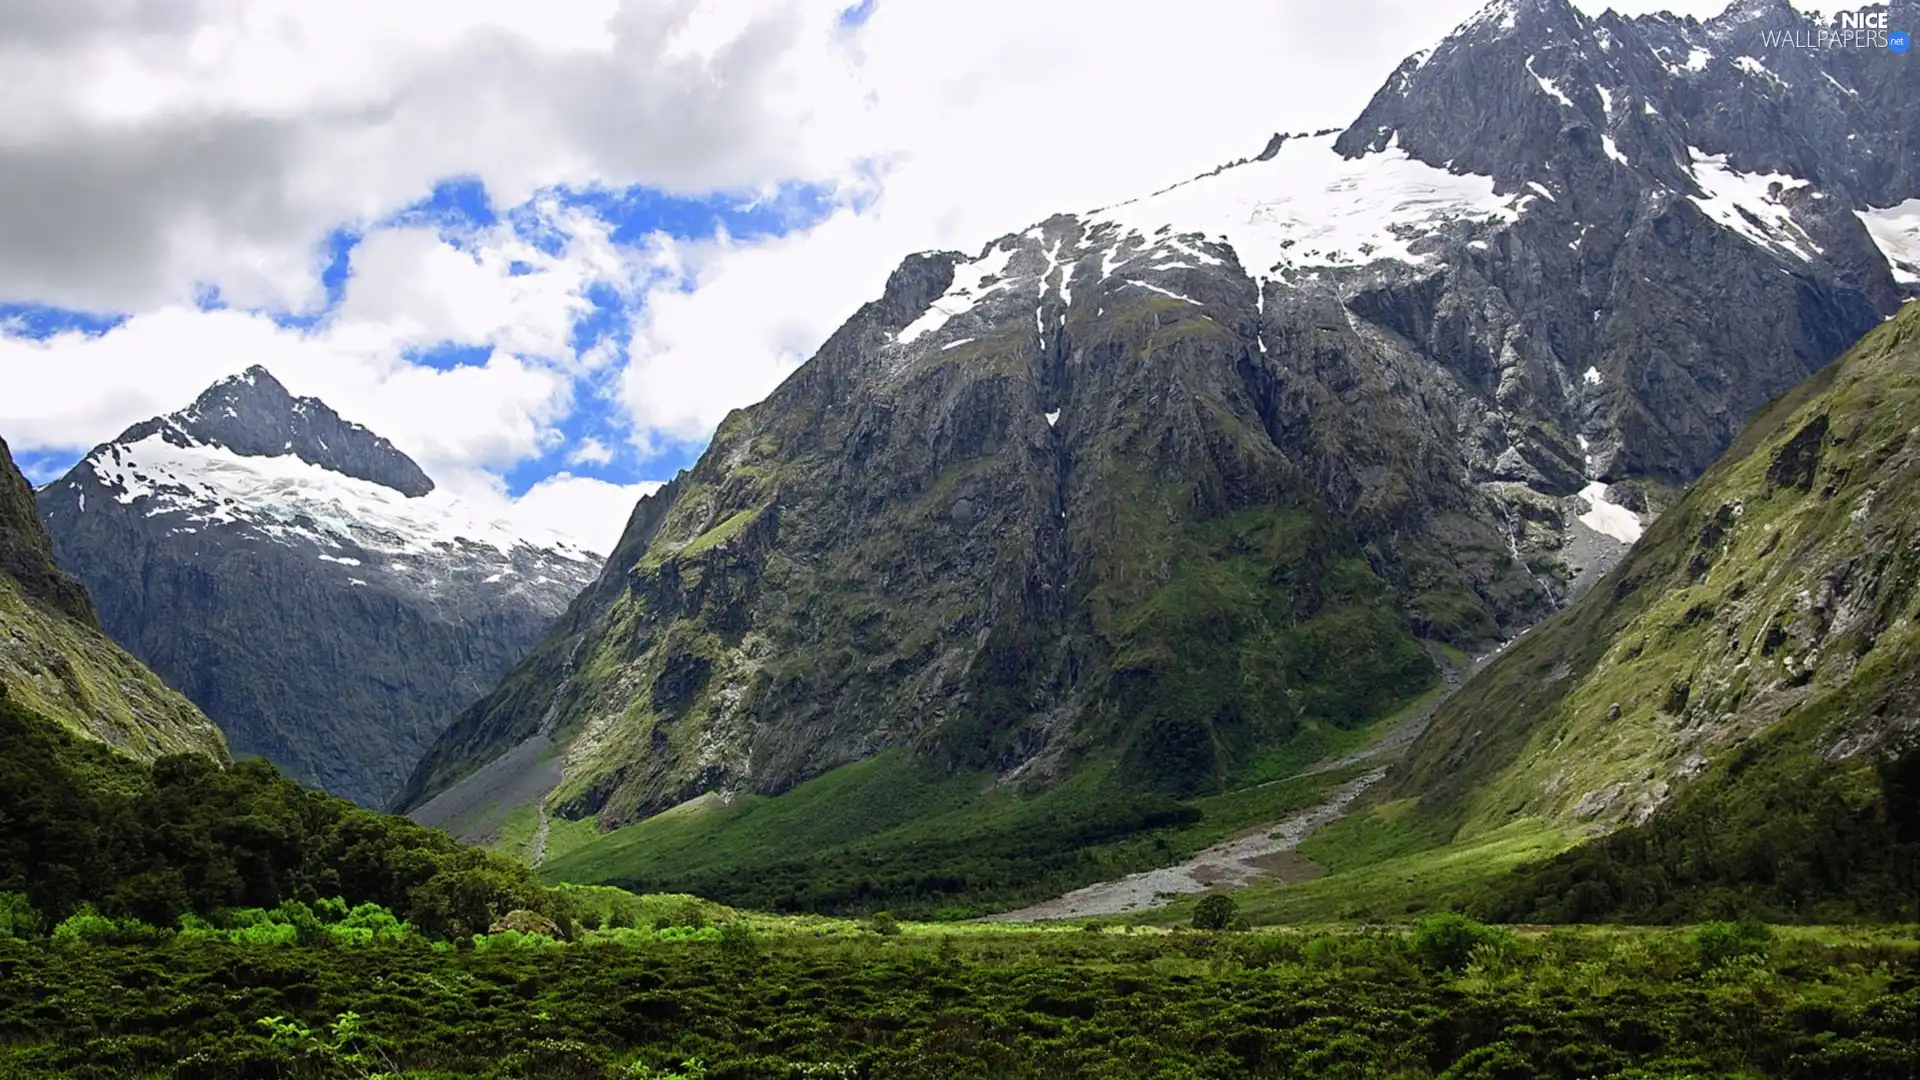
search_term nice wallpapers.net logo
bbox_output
[1757,10,1909,52]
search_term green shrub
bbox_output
[1235,933,1305,968]
[718,920,760,960]
[867,911,901,936]
[0,892,42,939]
[1692,918,1773,971]
[1191,893,1238,931]
[0,696,579,941]
[232,921,299,947]
[51,908,169,946]
[1411,913,1510,973]
[328,902,411,946]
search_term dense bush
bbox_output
[1691,918,1773,971]
[0,692,580,940]
[0,893,40,939]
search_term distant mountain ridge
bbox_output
[400,0,1920,886]
[37,369,601,807]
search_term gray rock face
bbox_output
[401,0,1919,832]
[37,370,601,807]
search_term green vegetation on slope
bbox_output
[0,577,227,762]
[1471,724,1920,924]
[1,919,1912,1078]
[0,433,226,764]
[1090,497,1437,793]
[0,687,582,939]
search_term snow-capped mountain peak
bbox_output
[37,371,604,808]
[66,366,594,565]
[121,364,436,498]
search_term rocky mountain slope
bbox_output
[37,367,600,807]
[401,0,1920,859]
[1396,300,1920,836]
[1348,300,1920,921]
[0,433,225,762]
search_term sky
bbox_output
[0,0,1738,554]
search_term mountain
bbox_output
[0,433,225,762]
[36,367,602,808]
[398,0,1919,880]
[1374,301,1920,921]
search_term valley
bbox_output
[2,0,1919,1075]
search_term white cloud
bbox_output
[334,205,629,363]
[567,437,616,467]
[0,0,871,312]
[496,471,662,555]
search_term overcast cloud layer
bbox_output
[0,0,1736,552]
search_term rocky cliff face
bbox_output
[0,434,226,762]
[401,0,1920,844]
[37,368,601,807]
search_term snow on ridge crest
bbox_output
[83,434,596,563]
[1091,133,1519,280]
[890,134,1524,353]
[897,241,1020,345]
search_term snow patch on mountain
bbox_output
[1687,150,1822,263]
[898,242,1020,344]
[1526,56,1576,109]
[1578,482,1644,544]
[1857,200,1920,285]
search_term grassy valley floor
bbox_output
[534,671,1465,921]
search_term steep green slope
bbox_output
[0,434,224,762]
[1318,303,1920,919]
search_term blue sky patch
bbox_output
[404,342,496,371]
[839,0,877,28]
[388,177,498,240]
[17,447,86,487]
[571,282,630,355]
[570,179,845,247]
[0,303,126,340]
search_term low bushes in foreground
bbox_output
[0,918,1912,1079]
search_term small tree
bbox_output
[1192,893,1239,931]
[1411,912,1510,973]
[0,893,42,939]
[718,920,759,960]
